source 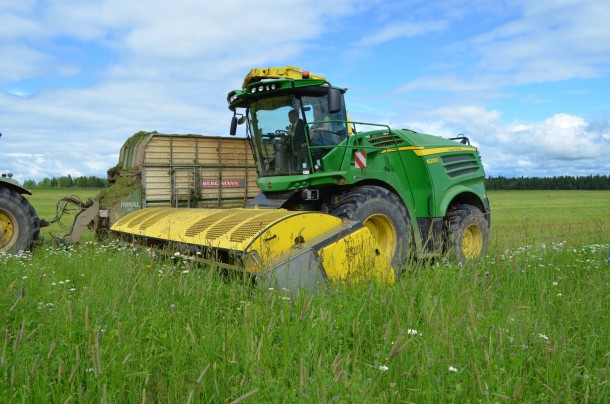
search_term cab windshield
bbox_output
[246,94,347,176]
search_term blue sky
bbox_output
[1,0,609,181]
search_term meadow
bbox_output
[1,189,609,402]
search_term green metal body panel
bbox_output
[106,187,143,225]
[0,176,32,195]
[254,128,486,250]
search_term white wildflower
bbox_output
[449,366,458,372]
[378,365,389,372]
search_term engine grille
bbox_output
[367,132,405,147]
[442,154,480,178]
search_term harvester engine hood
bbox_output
[111,207,394,290]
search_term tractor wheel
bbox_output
[444,204,489,262]
[0,188,40,254]
[330,185,412,273]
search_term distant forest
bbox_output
[485,175,609,190]
[23,175,108,189]
[22,174,610,191]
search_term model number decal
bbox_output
[426,157,440,164]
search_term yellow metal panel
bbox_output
[319,227,394,284]
[111,207,397,286]
[380,146,477,156]
[242,66,326,89]
[413,146,477,156]
[380,146,424,155]
[111,208,344,260]
[245,213,343,270]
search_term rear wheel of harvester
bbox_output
[0,188,40,253]
[330,185,411,274]
[444,204,489,262]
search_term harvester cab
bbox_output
[228,66,491,268]
[229,67,350,177]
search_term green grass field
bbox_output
[1,190,609,402]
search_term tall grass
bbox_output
[1,190,608,401]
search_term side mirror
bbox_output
[230,116,238,136]
[328,88,342,114]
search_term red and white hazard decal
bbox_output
[354,150,367,168]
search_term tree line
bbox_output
[21,174,610,190]
[23,175,108,189]
[485,175,609,190]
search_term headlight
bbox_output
[247,83,278,94]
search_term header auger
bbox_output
[111,207,393,288]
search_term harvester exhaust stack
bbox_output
[111,207,394,289]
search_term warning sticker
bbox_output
[354,151,367,169]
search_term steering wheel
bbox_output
[263,130,288,140]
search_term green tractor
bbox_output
[0,134,42,253]
[228,67,491,270]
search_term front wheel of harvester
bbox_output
[444,204,489,263]
[330,185,412,275]
[0,188,40,254]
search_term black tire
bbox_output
[444,204,489,262]
[330,185,412,273]
[0,187,40,253]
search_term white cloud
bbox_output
[1,0,609,182]
[0,0,369,181]
[356,20,449,47]
[398,106,610,177]
[506,114,606,160]
[391,0,610,101]
[396,75,498,94]
[470,0,610,83]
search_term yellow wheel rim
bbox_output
[0,210,17,251]
[363,214,397,260]
[461,224,483,259]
